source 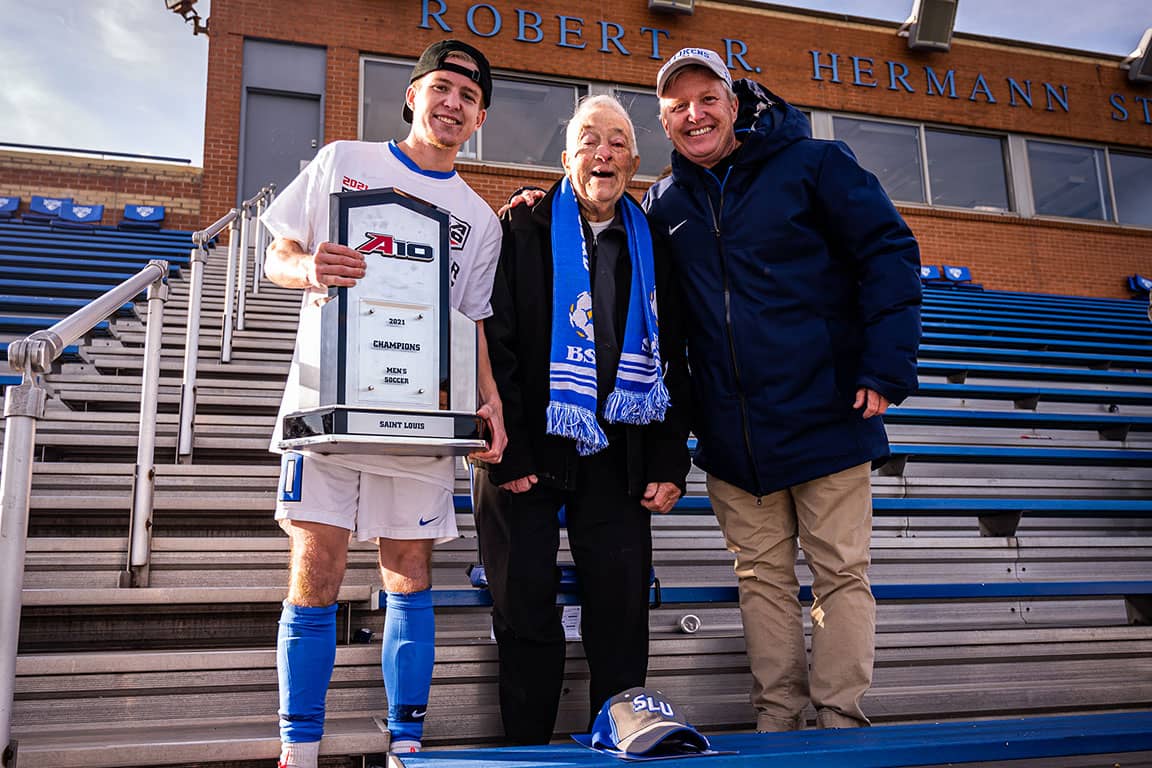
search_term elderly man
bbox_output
[261,40,505,766]
[475,94,690,745]
[644,48,922,731]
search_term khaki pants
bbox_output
[707,463,875,731]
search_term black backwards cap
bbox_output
[589,687,710,757]
[402,39,493,123]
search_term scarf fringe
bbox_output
[546,401,608,456]
[603,378,670,425]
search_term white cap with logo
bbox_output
[656,47,733,96]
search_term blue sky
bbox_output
[0,0,1147,167]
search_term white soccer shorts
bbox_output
[275,452,458,544]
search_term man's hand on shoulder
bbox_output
[308,242,366,289]
[496,187,545,218]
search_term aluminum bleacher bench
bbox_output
[0,316,110,335]
[0,341,80,361]
[872,497,1152,536]
[0,295,135,316]
[0,254,185,276]
[398,712,1152,768]
[919,343,1152,370]
[0,278,146,298]
[919,360,1152,386]
[882,445,1152,475]
[0,240,193,261]
[417,580,1152,616]
[924,319,1152,346]
[884,407,1152,440]
[0,241,193,263]
[914,381,1152,408]
[0,224,198,250]
[0,266,144,286]
[923,330,1151,358]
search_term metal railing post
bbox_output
[176,245,206,463]
[236,205,251,332]
[122,263,170,587]
[221,216,239,363]
[0,379,46,768]
[252,193,266,296]
[1,259,167,760]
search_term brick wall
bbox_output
[200,0,1152,298]
[0,150,202,231]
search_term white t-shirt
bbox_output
[260,140,501,488]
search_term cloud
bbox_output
[0,0,208,164]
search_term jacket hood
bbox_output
[669,78,810,181]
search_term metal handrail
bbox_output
[0,259,169,761]
[175,185,273,463]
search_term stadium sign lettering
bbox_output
[810,50,1151,126]
[417,3,1148,127]
[419,0,761,73]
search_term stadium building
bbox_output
[198,0,1151,297]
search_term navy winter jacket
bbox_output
[643,80,922,496]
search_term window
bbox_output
[361,60,413,146]
[1110,151,1152,228]
[925,130,1010,212]
[832,117,925,204]
[1027,140,1113,222]
[479,78,583,167]
[361,58,583,168]
[614,89,669,178]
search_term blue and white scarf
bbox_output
[546,178,668,455]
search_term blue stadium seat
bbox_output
[940,263,983,290]
[0,196,18,220]
[23,196,73,225]
[918,264,950,287]
[118,204,166,231]
[52,202,104,231]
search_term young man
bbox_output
[645,48,922,731]
[260,40,506,767]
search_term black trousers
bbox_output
[473,446,653,745]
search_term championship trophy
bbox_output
[278,188,486,456]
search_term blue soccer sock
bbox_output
[277,601,338,745]
[382,589,435,744]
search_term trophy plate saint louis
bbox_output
[278,188,486,456]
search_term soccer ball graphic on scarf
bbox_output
[568,290,595,341]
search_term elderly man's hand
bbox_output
[854,387,890,419]
[641,482,681,514]
[469,398,508,464]
[501,475,538,493]
[497,188,546,217]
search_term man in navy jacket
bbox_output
[644,48,922,731]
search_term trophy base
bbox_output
[279,405,486,457]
